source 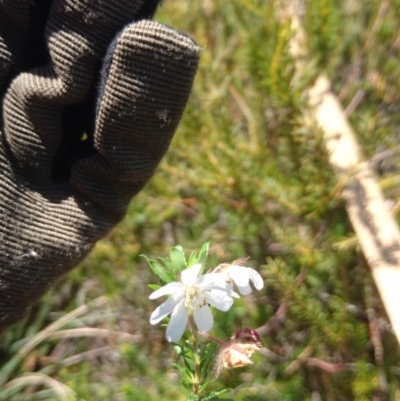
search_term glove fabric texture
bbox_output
[0,0,199,330]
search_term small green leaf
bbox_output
[148,284,161,291]
[173,344,183,355]
[141,255,175,284]
[183,357,194,372]
[172,363,186,374]
[198,380,211,394]
[187,241,210,270]
[198,241,210,266]
[169,245,188,273]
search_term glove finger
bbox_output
[2,0,154,182]
[70,20,199,219]
[0,1,32,94]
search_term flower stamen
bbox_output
[185,286,207,310]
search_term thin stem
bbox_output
[199,331,228,347]
[189,315,201,397]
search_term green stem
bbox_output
[189,315,201,398]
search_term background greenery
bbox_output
[2,0,400,399]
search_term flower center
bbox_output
[185,286,206,310]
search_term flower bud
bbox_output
[214,328,264,377]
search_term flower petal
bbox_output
[180,263,202,286]
[195,272,239,297]
[166,299,189,342]
[248,268,264,290]
[204,284,239,298]
[149,282,185,300]
[149,292,185,325]
[204,289,234,311]
[196,272,224,288]
[236,283,253,296]
[193,305,214,332]
[228,266,250,287]
[206,273,240,296]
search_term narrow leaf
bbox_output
[141,255,175,284]
[169,245,188,273]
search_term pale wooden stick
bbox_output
[286,4,400,344]
[309,76,400,344]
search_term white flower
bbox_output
[149,263,239,342]
[215,264,264,295]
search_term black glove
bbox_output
[0,0,199,330]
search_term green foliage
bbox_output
[2,0,400,400]
[172,337,219,397]
[142,242,210,285]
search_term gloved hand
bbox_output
[0,0,199,330]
